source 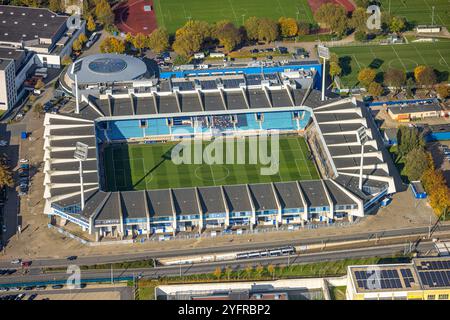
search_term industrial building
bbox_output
[0,5,85,110]
[347,257,450,300]
[42,59,399,240]
[387,103,442,122]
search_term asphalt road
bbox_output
[1,223,445,270]
[0,241,436,287]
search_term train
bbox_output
[236,246,296,260]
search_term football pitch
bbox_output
[152,0,315,33]
[331,40,450,88]
[379,0,450,30]
[103,136,319,191]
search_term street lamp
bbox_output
[356,126,369,191]
[74,142,89,210]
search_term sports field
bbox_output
[331,40,450,88]
[152,0,315,33]
[103,136,319,191]
[379,0,450,30]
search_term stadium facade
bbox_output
[44,59,399,240]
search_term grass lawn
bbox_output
[379,0,450,30]
[331,40,450,88]
[153,0,315,33]
[103,136,319,191]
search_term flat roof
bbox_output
[388,104,441,114]
[0,5,67,43]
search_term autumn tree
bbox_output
[0,162,13,188]
[256,18,279,43]
[314,3,348,36]
[225,266,232,280]
[100,37,126,54]
[367,81,383,96]
[35,78,45,90]
[213,267,222,279]
[49,0,62,12]
[350,7,369,33]
[78,33,88,44]
[173,20,210,57]
[61,55,72,66]
[390,16,406,33]
[422,168,450,217]
[414,65,437,87]
[278,17,298,38]
[72,38,82,51]
[244,265,253,278]
[95,0,114,26]
[244,16,260,41]
[436,83,450,99]
[87,15,96,32]
[256,264,264,277]
[146,28,169,54]
[357,67,377,87]
[404,147,430,181]
[297,22,311,36]
[267,264,275,280]
[132,33,147,54]
[33,103,44,118]
[329,53,342,78]
[213,20,242,52]
[384,67,406,91]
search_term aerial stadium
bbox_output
[44,57,400,241]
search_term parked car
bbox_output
[0,140,8,146]
[0,287,8,292]
[66,256,77,261]
[19,159,28,163]
[2,225,6,233]
[20,163,29,170]
[21,261,32,267]
[51,285,64,289]
[10,259,21,265]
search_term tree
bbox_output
[367,81,383,96]
[72,39,82,51]
[350,7,369,33]
[99,37,126,54]
[132,33,147,54]
[436,83,450,99]
[297,22,311,36]
[314,3,348,36]
[256,264,264,277]
[95,0,114,26]
[33,103,44,118]
[35,78,45,90]
[87,15,96,32]
[244,265,253,278]
[213,20,242,52]
[78,33,88,44]
[173,20,211,56]
[390,16,406,33]
[384,68,406,91]
[213,267,222,279]
[49,0,62,12]
[146,28,169,54]
[61,55,72,66]
[354,0,370,8]
[0,162,13,188]
[422,168,450,217]
[278,17,298,38]
[267,264,275,280]
[414,65,437,87]
[357,67,377,87]
[397,126,425,158]
[404,147,430,181]
[244,16,260,41]
[257,18,279,43]
[329,61,342,78]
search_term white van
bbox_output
[194,52,205,59]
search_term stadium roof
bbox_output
[43,81,398,224]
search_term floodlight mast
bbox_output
[74,142,89,210]
[357,127,369,191]
[318,45,330,101]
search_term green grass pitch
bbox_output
[103,136,319,191]
[331,40,450,88]
[379,0,450,30]
[152,0,315,33]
